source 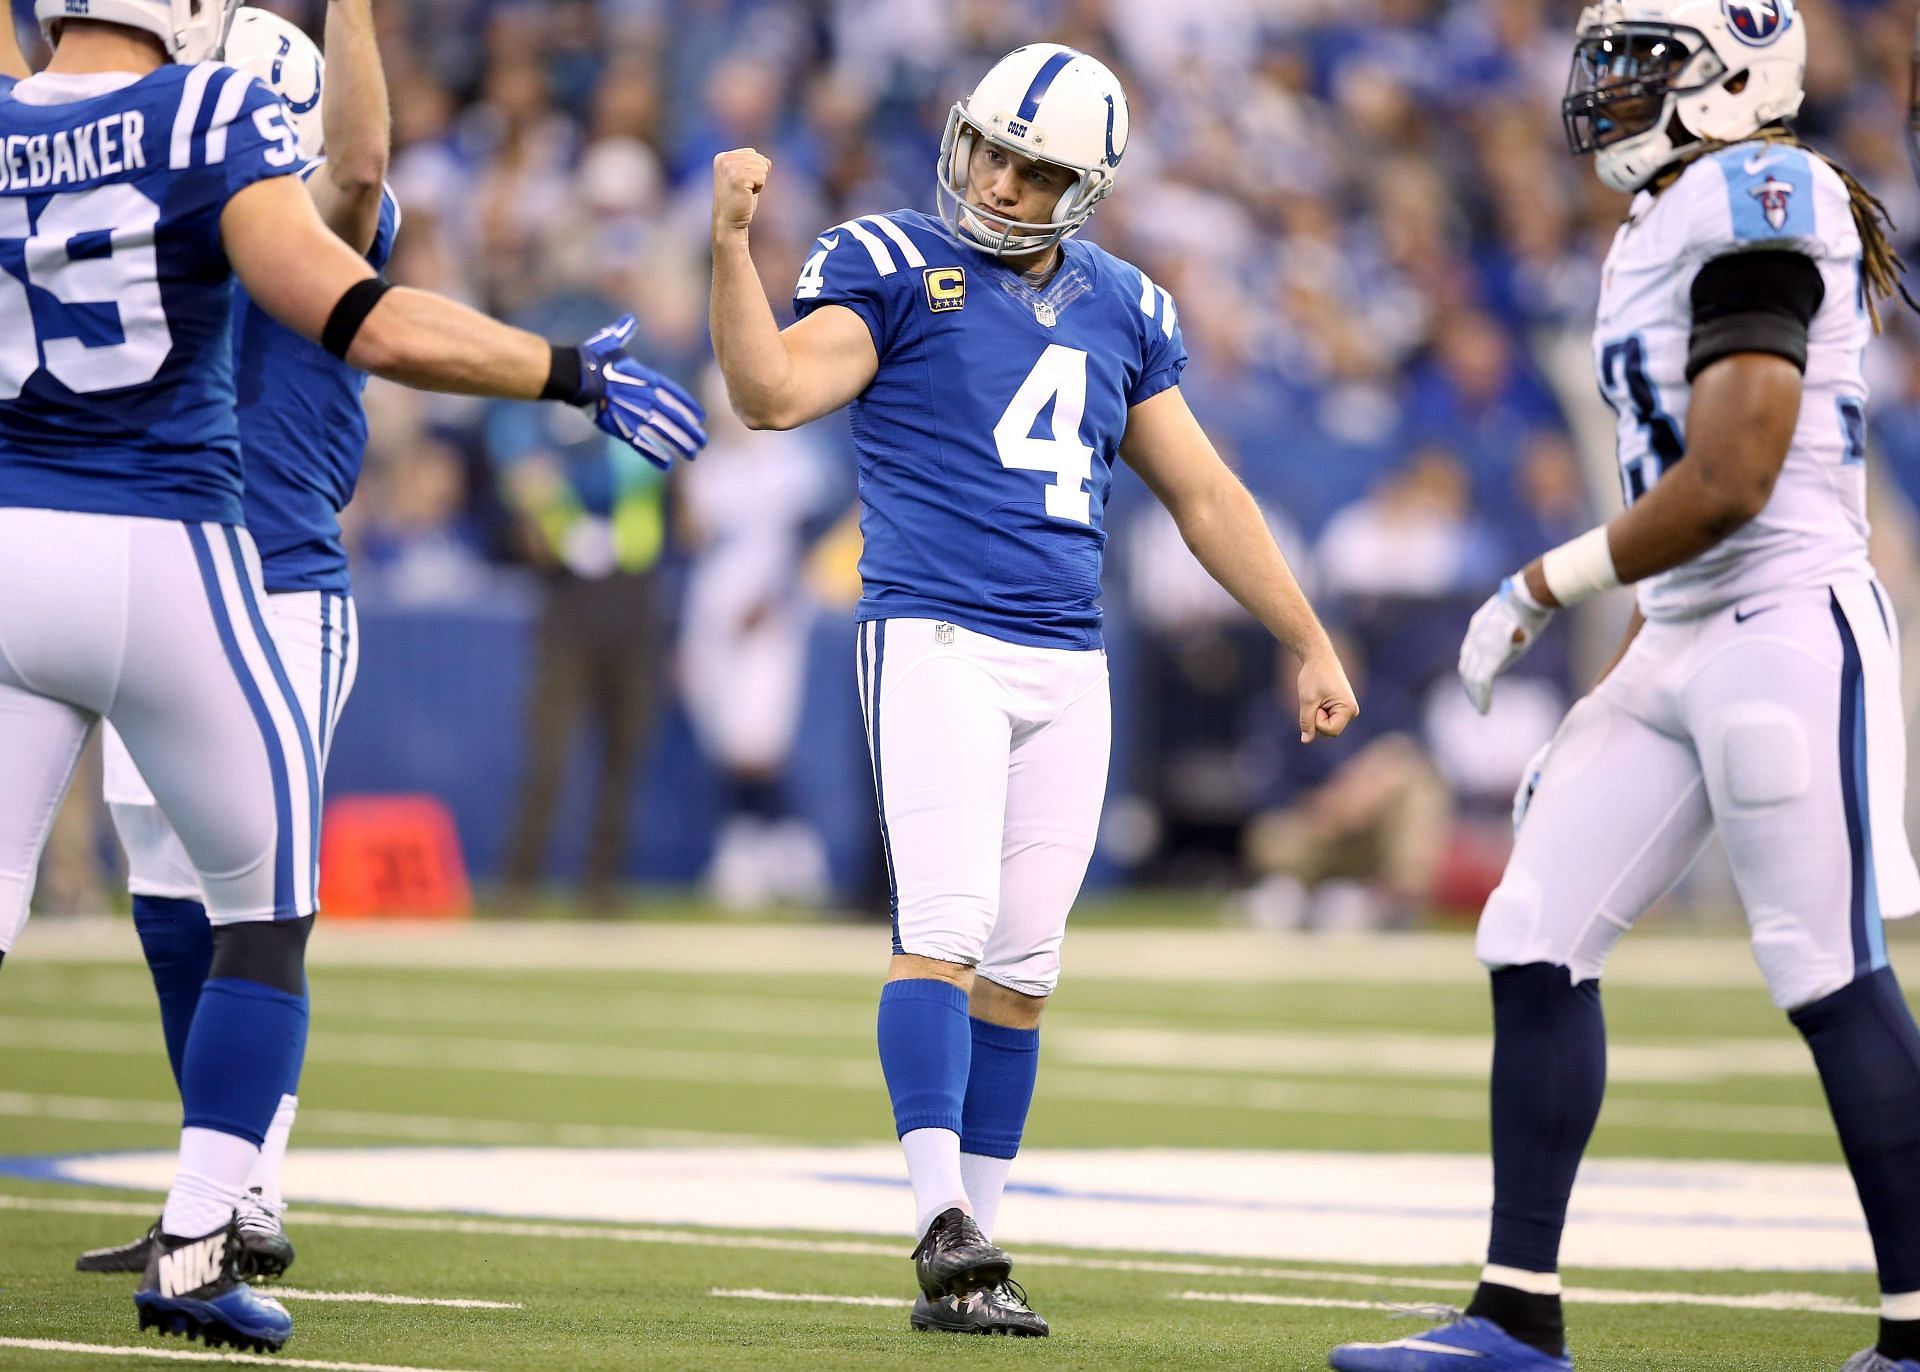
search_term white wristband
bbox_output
[1540,526,1620,607]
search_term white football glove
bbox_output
[1511,740,1552,832]
[1458,576,1554,716]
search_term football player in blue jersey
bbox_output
[711,43,1358,1336]
[0,0,703,1351]
[70,1,397,1285]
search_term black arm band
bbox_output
[1686,250,1825,381]
[321,277,394,361]
[541,344,588,404]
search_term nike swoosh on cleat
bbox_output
[1733,604,1779,623]
[1383,1341,1485,1356]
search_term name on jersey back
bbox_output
[0,111,147,193]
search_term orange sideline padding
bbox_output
[319,794,472,920]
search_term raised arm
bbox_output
[1122,385,1358,741]
[222,175,704,463]
[308,0,390,254]
[709,148,878,430]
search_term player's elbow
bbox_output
[327,149,389,198]
[729,387,803,432]
[1695,468,1775,540]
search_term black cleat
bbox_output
[134,1220,292,1354]
[233,1188,295,1281]
[910,1207,1011,1299]
[77,1219,159,1274]
[912,1279,1050,1337]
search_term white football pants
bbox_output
[1479,580,1920,1009]
[0,511,321,952]
[858,618,1109,998]
[105,589,358,906]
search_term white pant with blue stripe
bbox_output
[104,587,358,910]
[858,618,1110,998]
[0,511,323,951]
[1478,578,1920,1010]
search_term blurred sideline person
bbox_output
[0,0,703,1351]
[711,43,1357,1336]
[1332,3,1920,1370]
[68,1,390,1287]
[678,368,838,910]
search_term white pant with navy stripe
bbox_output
[104,588,358,909]
[858,618,1110,998]
[1479,579,1920,1009]
[0,511,322,951]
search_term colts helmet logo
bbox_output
[1751,175,1794,230]
[1722,0,1788,46]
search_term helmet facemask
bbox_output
[935,102,1113,259]
[1562,21,1727,191]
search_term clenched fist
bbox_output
[712,148,771,237]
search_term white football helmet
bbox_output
[225,8,324,159]
[936,43,1130,258]
[36,0,239,63]
[1563,0,1806,192]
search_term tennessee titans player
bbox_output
[0,0,702,1351]
[71,1,395,1285]
[712,43,1356,1336]
[1332,3,1920,1370]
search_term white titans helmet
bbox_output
[37,0,240,63]
[225,8,325,159]
[1563,0,1807,192]
[936,43,1130,258]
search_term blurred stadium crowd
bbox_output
[23,0,1920,925]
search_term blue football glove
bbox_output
[575,316,707,470]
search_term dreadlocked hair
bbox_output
[1722,128,1920,333]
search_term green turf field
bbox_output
[0,911,1911,1370]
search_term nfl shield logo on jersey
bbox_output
[1723,0,1789,45]
[1751,175,1794,230]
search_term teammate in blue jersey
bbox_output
[711,43,1358,1336]
[0,0,703,1351]
[73,1,399,1286]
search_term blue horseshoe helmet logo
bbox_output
[1103,93,1120,167]
[271,35,323,116]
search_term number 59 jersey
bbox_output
[0,65,300,525]
[793,209,1187,650]
[1596,142,1871,622]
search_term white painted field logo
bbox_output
[157,1233,225,1296]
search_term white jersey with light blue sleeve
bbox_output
[793,209,1187,649]
[1594,139,1871,621]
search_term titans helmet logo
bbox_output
[1751,175,1794,230]
[1723,0,1789,46]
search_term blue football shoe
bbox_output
[1842,1352,1920,1371]
[134,1220,291,1353]
[1328,1314,1572,1370]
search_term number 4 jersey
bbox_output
[793,209,1187,649]
[1596,140,1871,622]
[0,65,299,524]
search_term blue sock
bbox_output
[960,1018,1040,1159]
[877,980,970,1136]
[1791,967,1920,1303]
[131,895,213,1088]
[180,978,309,1145]
[1483,963,1606,1275]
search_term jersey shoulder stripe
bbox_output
[1671,141,1856,263]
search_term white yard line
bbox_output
[273,1289,522,1310]
[0,1090,776,1149]
[1175,1291,1399,1312]
[1175,1289,1866,1320]
[709,1288,904,1308]
[0,1195,1876,1314]
[0,1024,1837,1134]
[17,916,1837,987]
[0,1338,479,1372]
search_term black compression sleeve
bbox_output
[322,277,394,361]
[541,345,588,404]
[1686,250,1825,381]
